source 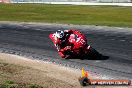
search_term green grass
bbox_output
[0,4,132,27]
[0,80,40,88]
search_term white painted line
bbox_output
[95,61,101,63]
[111,39,115,40]
[120,40,126,42]
[12,2,132,6]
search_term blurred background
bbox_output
[0,0,132,4]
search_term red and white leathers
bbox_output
[49,29,91,58]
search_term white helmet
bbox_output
[55,30,64,39]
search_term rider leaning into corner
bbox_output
[53,29,94,58]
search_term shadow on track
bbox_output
[66,54,109,60]
[65,47,109,60]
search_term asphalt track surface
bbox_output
[0,22,132,80]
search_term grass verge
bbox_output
[0,54,79,88]
[0,4,132,27]
[0,60,41,88]
[0,80,40,88]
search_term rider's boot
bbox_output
[58,52,66,58]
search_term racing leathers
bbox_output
[54,29,90,58]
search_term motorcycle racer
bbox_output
[53,29,91,58]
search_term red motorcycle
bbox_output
[49,30,102,59]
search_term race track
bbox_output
[0,22,132,80]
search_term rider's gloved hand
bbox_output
[58,46,71,52]
[64,46,71,51]
[59,49,64,52]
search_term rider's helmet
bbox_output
[55,30,64,39]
